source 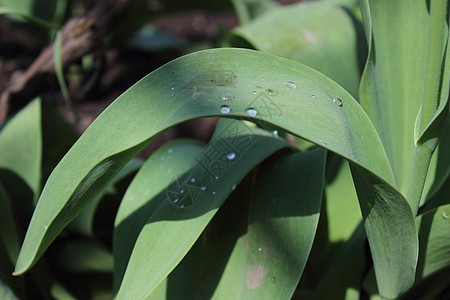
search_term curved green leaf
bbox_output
[0,98,42,206]
[229,2,362,97]
[208,148,325,299]
[113,139,205,292]
[350,165,418,299]
[15,48,394,275]
[115,119,293,298]
[416,203,450,281]
[69,159,143,236]
[55,240,113,273]
[0,182,21,265]
[0,278,18,300]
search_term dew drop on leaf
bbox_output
[442,211,449,219]
[220,92,234,101]
[245,108,258,117]
[273,130,279,137]
[167,148,173,154]
[252,91,257,95]
[190,177,196,183]
[226,152,236,160]
[201,186,206,191]
[220,105,231,114]
[332,98,343,106]
[311,95,316,99]
[231,183,236,190]
[284,82,296,89]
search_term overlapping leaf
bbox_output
[114,119,293,298]
[15,49,409,295]
[229,1,362,97]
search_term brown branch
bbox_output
[0,0,135,124]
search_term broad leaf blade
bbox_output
[416,203,450,281]
[359,0,431,195]
[0,182,21,264]
[0,98,42,205]
[210,148,325,299]
[115,119,293,299]
[350,165,418,299]
[15,48,393,275]
[229,2,362,97]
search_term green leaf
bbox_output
[359,0,449,213]
[0,98,42,206]
[422,124,450,205]
[204,149,325,299]
[69,159,143,236]
[53,30,77,122]
[359,0,428,193]
[0,182,21,265]
[0,0,56,21]
[350,165,418,299]
[416,203,450,281]
[55,240,113,273]
[114,119,293,298]
[0,278,19,300]
[230,0,278,24]
[15,48,393,275]
[324,157,361,242]
[0,6,59,29]
[315,223,368,299]
[229,2,362,97]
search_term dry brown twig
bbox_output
[0,0,135,124]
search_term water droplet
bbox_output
[215,176,219,180]
[245,108,258,117]
[220,105,231,114]
[220,92,234,101]
[180,189,184,194]
[227,152,236,160]
[168,148,173,153]
[284,82,296,89]
[170,93,174,96]
[201,186,206,191]
[333,98,343,107]
[212,191,216,195]
[190,177,196,183]
[273,130,279,137]
[311,95,316,99]
[252,91,257,95]
[260,78,266,81]
[180,204,185,208]
[173,198,179,204]
[258,247,262,252]
[231,184,236,191]
[266,88,278,96]
[170,87,175,90]
[442,211,449,219]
